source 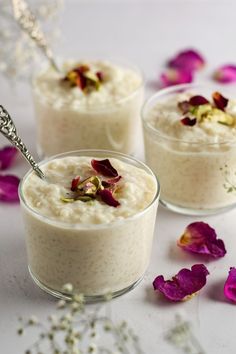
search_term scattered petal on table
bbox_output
[153,264,209,301]
[213,64,236,83]
[177,222,226,258]
[224,267,236,303]
[0,146,18,170]
[0,174,20,202]
[168,49,205,72]
[160,68,193,88]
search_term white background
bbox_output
[1,0,236,353]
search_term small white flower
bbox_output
[62,283,73,293]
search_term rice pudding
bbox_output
[33,60,143,157]
[142,84,236,215]
[19,151,159,300]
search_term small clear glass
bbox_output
[32,60,144,157]
[19,150,159,302]
[142,83,236,215]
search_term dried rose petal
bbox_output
[160,68,193,88]
[0,146,18,170]
[0,174,20,202]
[96,71,104,82]
[224,267,236,303]
[189,95,209,106]
[213,65,236,83]
[212,92,229,111]
[91,159,118,178]
[102,176,122,189]
[99,189,120,207]
[153,264,209,302]
[178,222,226,258]
[71,176,80,191]
[178,101,192,114]
[180,117,197,126]
[168,49,205,72]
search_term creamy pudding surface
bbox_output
[23,156,157,224]
[20,154,158,298]
[33,60,143,156]
[143,89,236,213]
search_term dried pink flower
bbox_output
[213,65,236,83]
[168,49,205,72]
[178,222,226,258]
[0,146,18,170]
[160,68,193,88]
[153,264,209,302]
[0,174,20,202]
[224,267,236,303]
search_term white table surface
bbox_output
[1,1,236,353]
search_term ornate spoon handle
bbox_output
[0,106,45,179]
[12,0,60,72]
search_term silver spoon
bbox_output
[0,105,45,179]
[12,0,60,73]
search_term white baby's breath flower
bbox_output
[57,299,66,309]
[62,283,73,293]
[28,315,39,325]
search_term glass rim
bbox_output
[141,82,236,146]
[32,58,144,113]
[19,149,160,230]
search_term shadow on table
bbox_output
[0,235,54,305]
[145,285,183,308]
[205,278,230,304]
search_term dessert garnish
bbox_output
[62,64,104,93]
[224,267,236,303]
[212,91,228,111]
[177,222,226,258]
[61,159,121,207]
[153,264,209,302]
[179,92,234,126]
[91,159,118,177]
[180,117,197,126]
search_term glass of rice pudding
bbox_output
[32,60,143,157]
[19,150,159,301]
[142,83,236,215]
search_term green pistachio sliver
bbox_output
[76,196,94,202]
[61,197,75,203]
[190,104,212,121]
[84,72,100,90]
[78,176,102,195]
[205,108,234,126]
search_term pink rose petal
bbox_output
[71,176,80,191]
[0,146,18,170]
[153,264,209,302]
[160,68,193,88]
[168,49,205,72]
[213,65,236,83]
[189,95,209,106]
[99,189,120,207]
[224,267,236,303]
[0,174,20,202]
[212,91,229,111]
[177,222,226,258]
[180,117,197,126]
[91,159,118,178]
